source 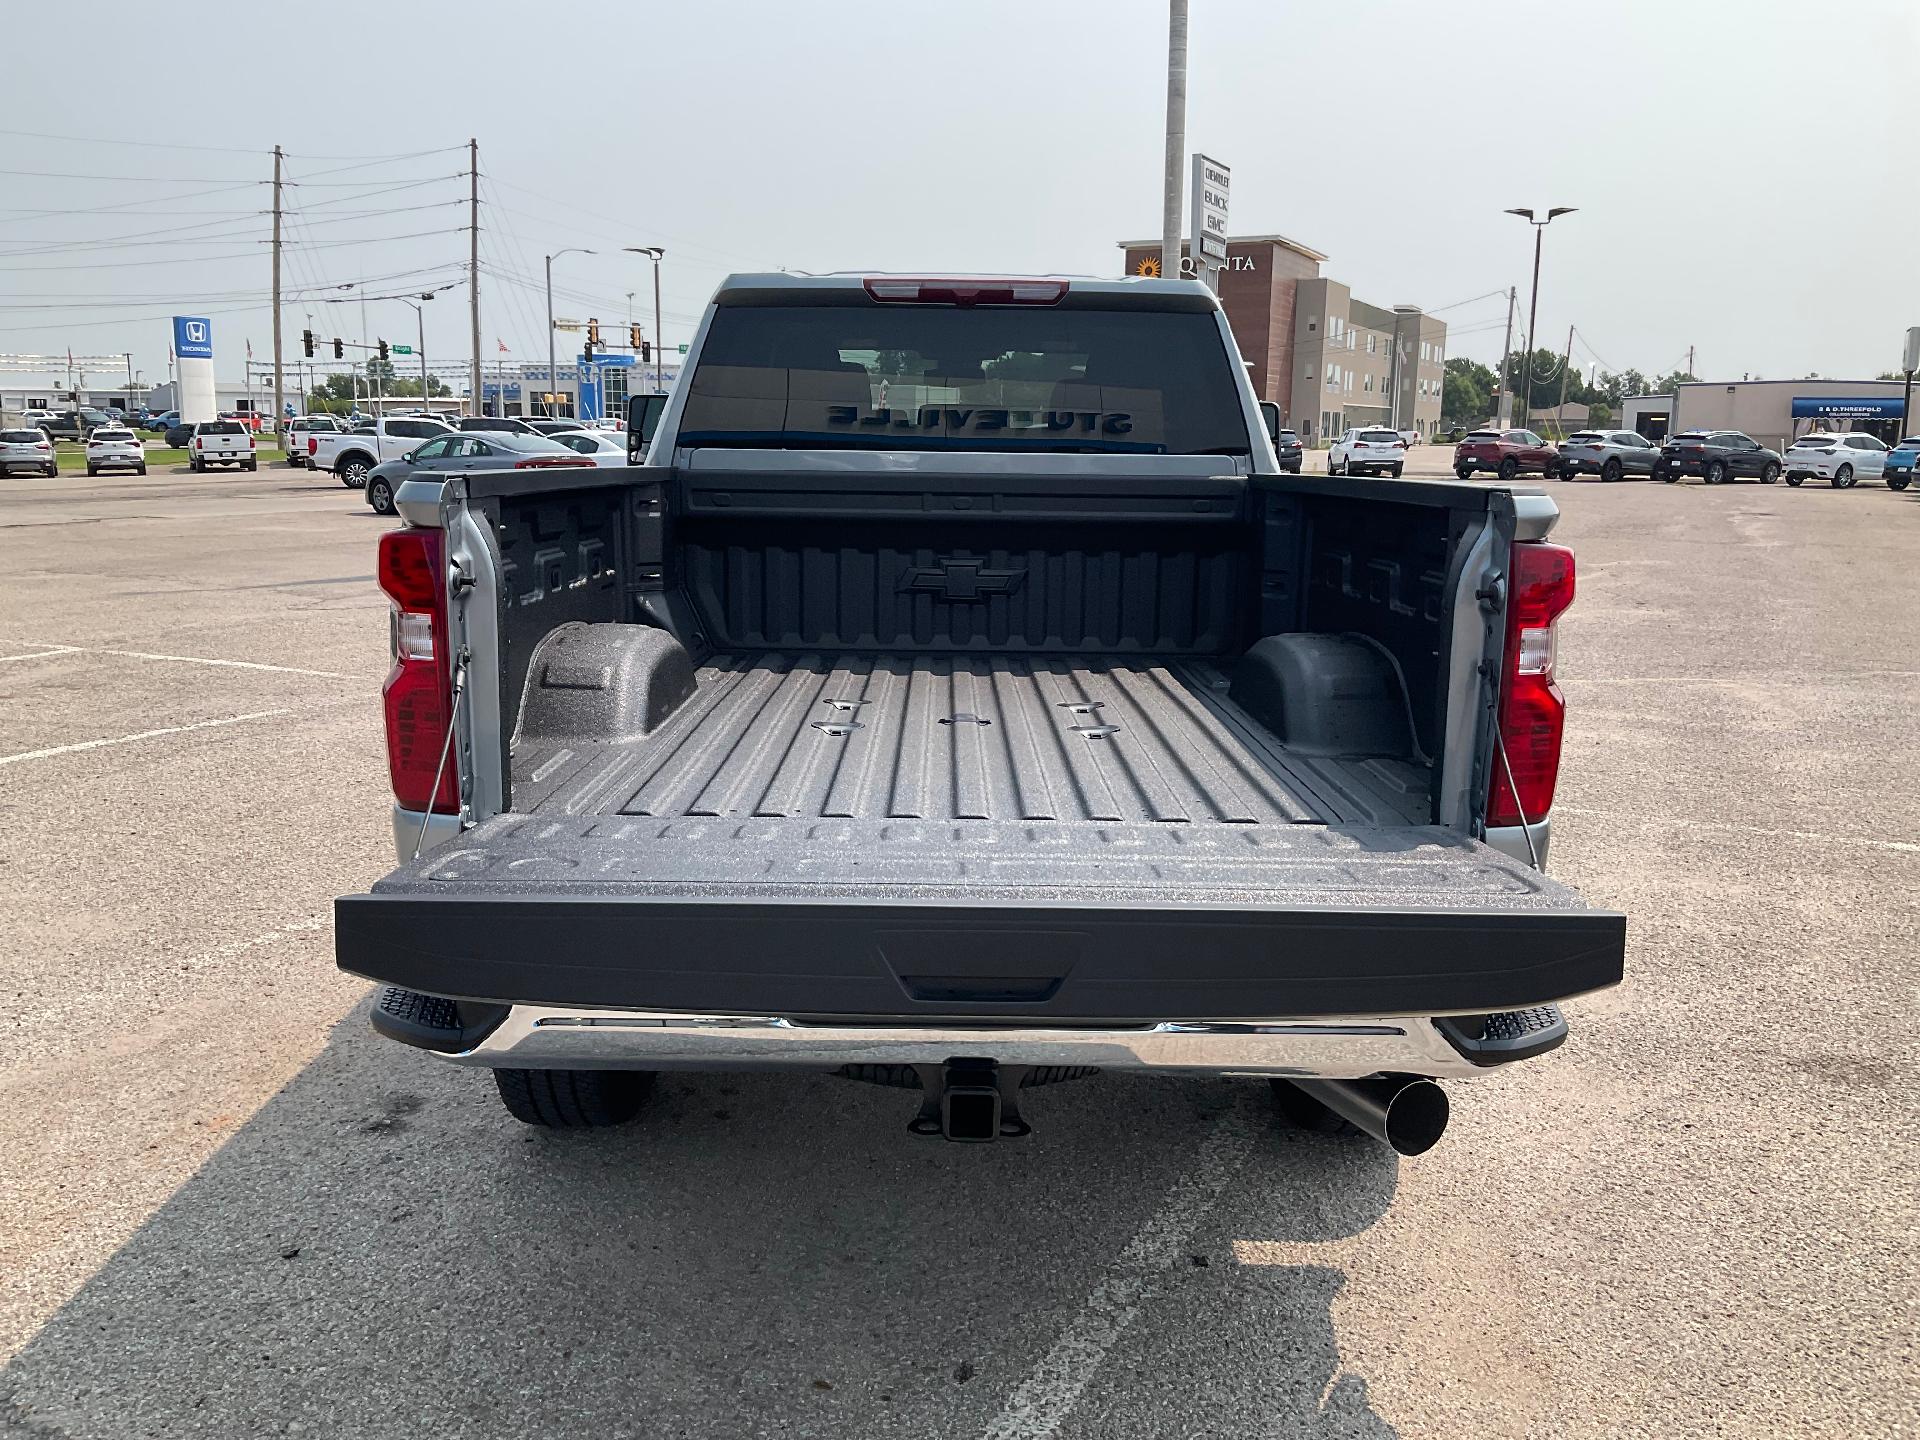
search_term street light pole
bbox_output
[1504,206,1576,430]
[394,293,436,414]
[545,248,595,418]
[1161,0,1188,279]
[624,247,667,392]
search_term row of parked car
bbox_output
[292,412,631,513]
[1450,427,1919,490]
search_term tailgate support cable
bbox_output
[411,649,469,861]
[1493,730,1541,869]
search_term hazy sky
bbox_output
[4,0,1915,390]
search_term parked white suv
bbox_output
[85,427,147,477]
[1783,432,1888,488]
[1329,427,1408,478]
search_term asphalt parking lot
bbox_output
[1,461,1915,1440]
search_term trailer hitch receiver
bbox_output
[907,1059,1031,1141]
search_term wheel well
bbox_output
[336,449,374,470]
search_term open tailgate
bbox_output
[336,818,1625,1021]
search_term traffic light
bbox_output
[302,329,315,358]
[587,318,600,349]
[640,339,651,363]
[376,338,390,362]
[332,338,344,359]
[582,337,595,361]
[629,324,643,351]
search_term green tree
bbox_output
[1597,368,1649,405]
[1650,370,1694,395]
[1442,357,1493,424]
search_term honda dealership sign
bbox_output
[173,315,216,423]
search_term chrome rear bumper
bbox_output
[438,1005,1494,1081]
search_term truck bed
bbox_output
[507,651,1430,828]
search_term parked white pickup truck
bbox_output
[309,416,450,487]
[336,272,1626,1153]
[187,419,257,473]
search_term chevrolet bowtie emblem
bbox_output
[897,555,1028,601]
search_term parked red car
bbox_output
[1454,427,1559,481]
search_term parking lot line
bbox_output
[981,1113,1255,1440]
[0,708,293,768]
[15,644,356,681]
[0,646,80,663]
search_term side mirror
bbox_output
[1258,400,1282,447]
[401,450,418,464]
[627,392,669,462]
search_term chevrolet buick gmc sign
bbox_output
[172,316,213,360]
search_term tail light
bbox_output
[248,434,257,449]
[308,436,318,455]
[863,277,1068,306]
[1488,541,1575,831]
[377,527,458,813]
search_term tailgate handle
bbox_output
[896,975,1063,1003]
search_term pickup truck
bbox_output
[308,416,450,487]
[1454,427,1557,481]
[335,273,1626,1154]
[186,419,256,472]
[282,414,346,466]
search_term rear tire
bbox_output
[136,465,147,476]
[1760,462,1779,484]
[367,477,395,514]
[244,460,257,472]
[1832,463,1853,490]
[86,465,98,477]
[1269,1079,1363,1138]
[1390,464,1404,478]
[493,1067,653,1128]
[340,456,371,488]
[1498,457,1519,482]
[1602,459,1623,483]
[1706,459,1727,485]
[1455,465,1474,480]
[1889,473,1910,491]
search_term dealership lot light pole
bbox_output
[1505,206,1575,429]
[545,249,595,418]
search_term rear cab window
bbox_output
[676,295,1251,455]
[1357,430,1399,443]
[199,421,245,436]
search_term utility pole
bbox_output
[271,145,284,429]
[1495,286,1516,427]
[1554,324,1574,437]
[469,139,482,417]
[1161,0,1187,279]
[124,352,134,414]
[1685,345,1695,380]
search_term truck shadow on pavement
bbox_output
[2,998,1403,1439]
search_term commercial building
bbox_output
[1118,234,1447,441]
[478,356,681,420]
[1620,379,1912,450]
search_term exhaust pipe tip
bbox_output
[1287,1075,1450,1156]
[1377,1078,1449,1157]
